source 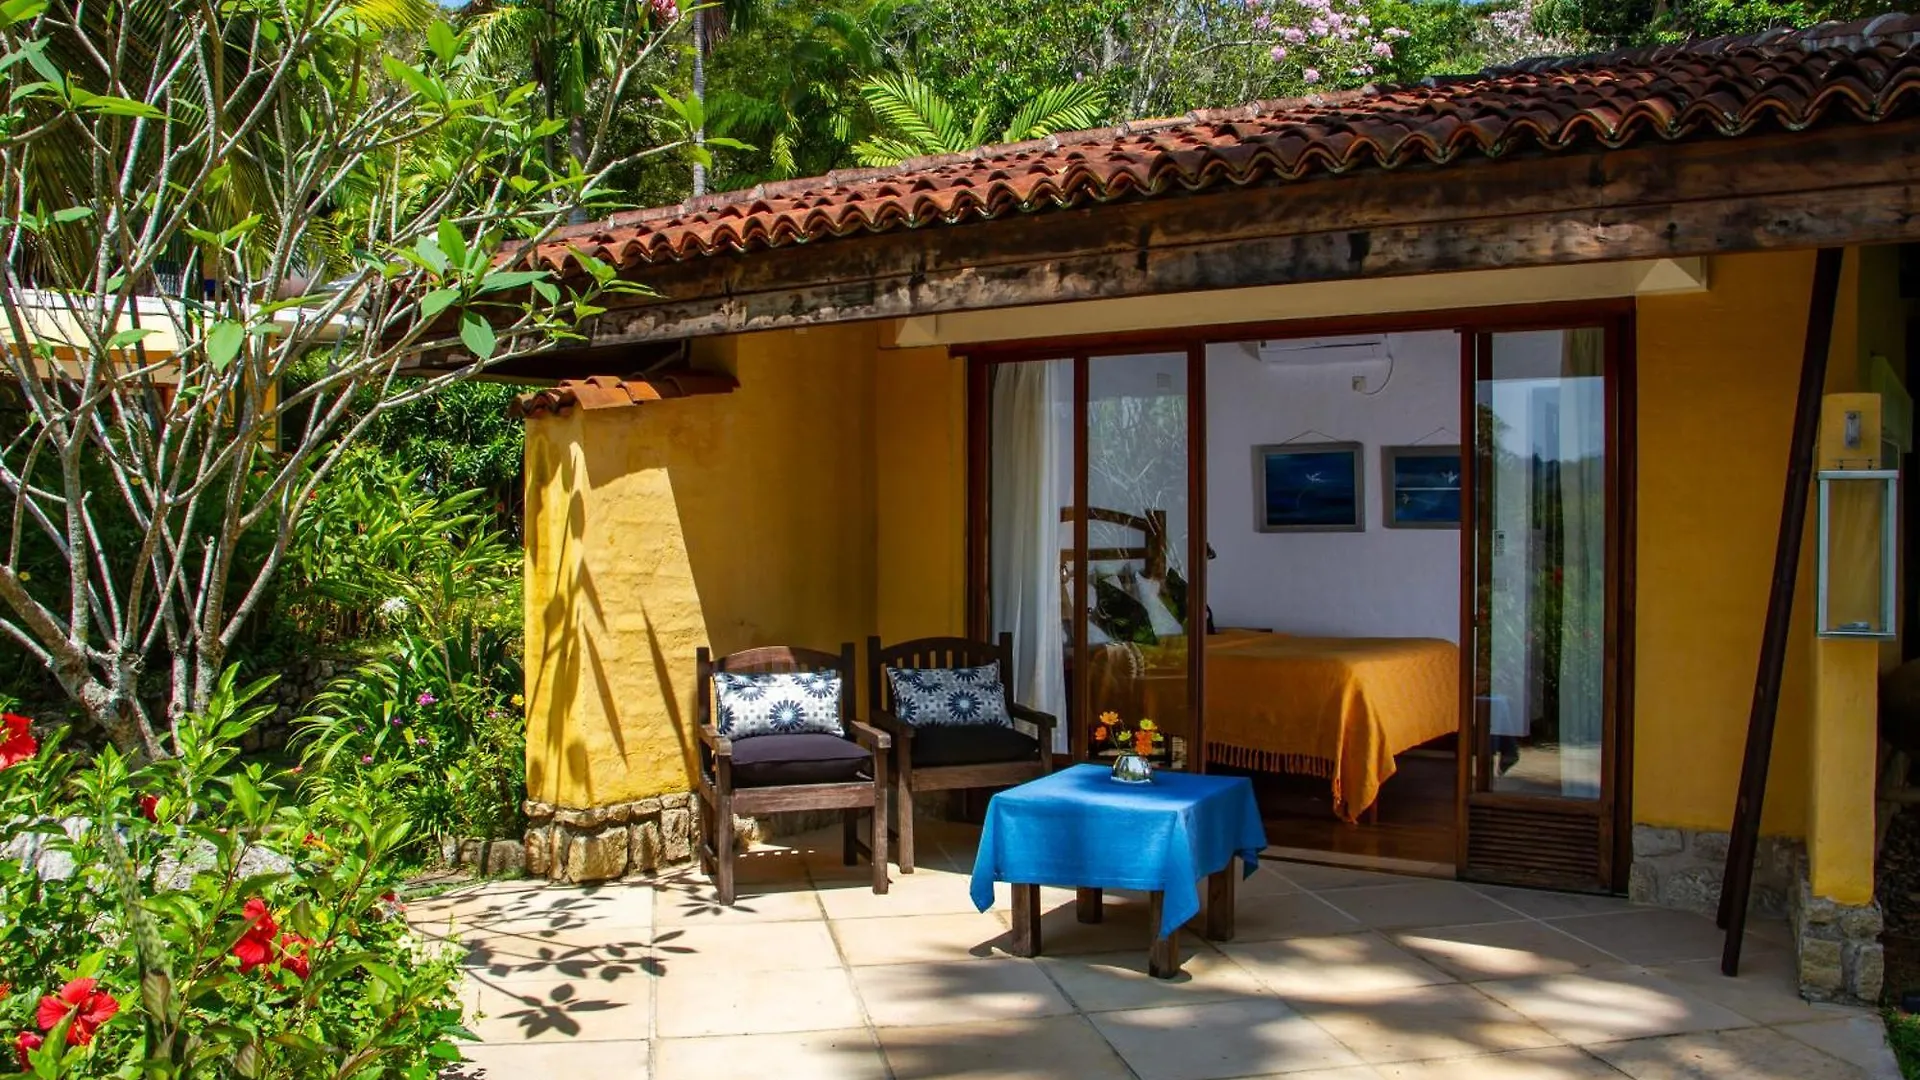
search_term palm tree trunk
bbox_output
[691,5,707,197]
[568,116,589,224]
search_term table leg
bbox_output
[1205,858,1237,942]
[1147,890,1181,979]
[1010,884,1042,957]
[1076,888,1104,923]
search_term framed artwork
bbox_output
[1254,442,1364,532]
[1382,445,1462,528]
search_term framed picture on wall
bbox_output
[1382,445,1462,528]
[1254,442,1364,532]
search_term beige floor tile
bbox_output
[1223,931,1455,1000]
[445,1038,649,1077]
[876,1015,1137,1080]
[1465,885,1637,920]
[453,929,654,984]
[816,871,988,919]
[1372,1046,1621,1079]
[1276,863,1429,891]
[1090,998,1365,1080]
[654,1029,887,1079]
[1588,1027,1875,1079]
[1543,908,1776,966]
[851,958,1075,1027]
[1039,942,1272,1013]
[1316,881,1526,932]
[1392,920,1619,982]
[1237,1070,1386,1080]
[650,877,825,925]
[1227,892,1366,943]
[1775,1016,1902,1078]
[1241,865,1303,896]
[831,912,1013,965]
[654,965,864,1037]
[1474,967,1756,1045]
[1646,951,1839,1025]
[463,975,652,1044]
[1291,983,1564,1064]
[649,918,842,974]
[1021,892,1169,955]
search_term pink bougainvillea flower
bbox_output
[13,1031,41,1070]
[415,691,436,706]
[233,898,279,973]
[35,978,118,1044]
[0,713,37,769]
[650,0,675,22]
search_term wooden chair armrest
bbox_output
[1009,703,1057,733]
[698,723,733,756]
[869,709,914,740]
[847,720,892,752]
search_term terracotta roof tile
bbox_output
[522,16,1920,275]
[510,368,738,419]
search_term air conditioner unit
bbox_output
[1255,334,1391,366]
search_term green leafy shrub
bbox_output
[0,678,469,1079]
[295,627,526,863]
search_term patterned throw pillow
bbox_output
[885,663,1013,729]
[713,671,845,739]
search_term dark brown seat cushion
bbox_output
[910,724,1040,768]
[729,733,872,788]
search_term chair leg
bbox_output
[697,792,715,875]
[843,809,858,866]
[715,797,736,907]
[897,778,916,874]
[871,798,889,897]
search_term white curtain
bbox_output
[1555,329,1607,799]
[990,361,1070,752]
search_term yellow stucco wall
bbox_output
[522,324,965,806]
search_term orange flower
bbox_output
[1133,731,1154,756]
[1097,711,1119,726]
[1092,725,1109,743]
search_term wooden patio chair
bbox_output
[695,644,890,906]
[867,633,1056,873]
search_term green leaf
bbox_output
[458,311,496,359]
[426,20,458,64]
[475,269,549,295]
[0,0,46,30]
[107,328,156,348]
[49,206,91,224]
[381,55,442,104]
[704,136,755,151]
[436,218,468,269]
[531,279,560,304]
[412,235,448,274]
[206,320,245,369]
[419,288,459,319]
[74,91,165,120]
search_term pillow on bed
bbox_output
[1161,567,1189,624]
[1131,577,1187,639]
[1092,575,1159,645]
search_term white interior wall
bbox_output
[1204,331,1462,640]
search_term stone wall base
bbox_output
[1628,825,1798,918]
[1788,857,1885,1006]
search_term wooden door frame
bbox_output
[962,297,1636,875]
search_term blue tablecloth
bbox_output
[970,764,1268,937]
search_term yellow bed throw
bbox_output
[1203,631,1459,822]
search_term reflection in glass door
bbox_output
[1078,353,1193,767]
[1463,326,1623,891]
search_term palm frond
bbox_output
[851,135,926,168]
[858,72,965,157]
[1002,81,1107,144]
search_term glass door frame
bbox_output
[1457,314,1636,890]
[967,345,1209,767]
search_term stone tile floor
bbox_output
[411,822,1900,1079]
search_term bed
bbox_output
[1066,506,1460,822]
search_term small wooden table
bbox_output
[969,765,1268,980]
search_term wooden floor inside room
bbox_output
[1219,752,1458,869]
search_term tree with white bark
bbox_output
[0,0,686,757]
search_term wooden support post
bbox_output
[1010,884,1042,957]
[1076,888,1104,923]
[1718,246,1845,976]
[1205,859,1238,942]
[1147,891,1182,978]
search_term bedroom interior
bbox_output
[977,317,1625,889]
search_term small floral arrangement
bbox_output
[1093,711,1164,759]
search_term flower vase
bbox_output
[1110,752,1154,784]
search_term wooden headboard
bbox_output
[1060,506,1168,581]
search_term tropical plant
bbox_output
[851,72,1108,166]
[0,0,683,757]
[0,678,468,1078]
[294,626,526,860]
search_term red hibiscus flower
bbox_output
[137,794,159,822]
[13,1031,41,1069]
[233,898,279,973]
[277,933,313,980]
[34,978,118,1044]
[0,713,36,769]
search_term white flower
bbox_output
[377,596,411,620]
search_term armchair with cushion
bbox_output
[695,644,890,906]
[867,633,1055,874]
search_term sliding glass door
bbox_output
[1461,325,1626,891]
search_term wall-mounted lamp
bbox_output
[1816,393,1898,639]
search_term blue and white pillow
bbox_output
[885,663,1012,729]
[714,671,844,739]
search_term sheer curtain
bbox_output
[990,361,1070,753]
[1556,328,1607,798]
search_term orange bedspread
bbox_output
[1203,630,1459,822]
